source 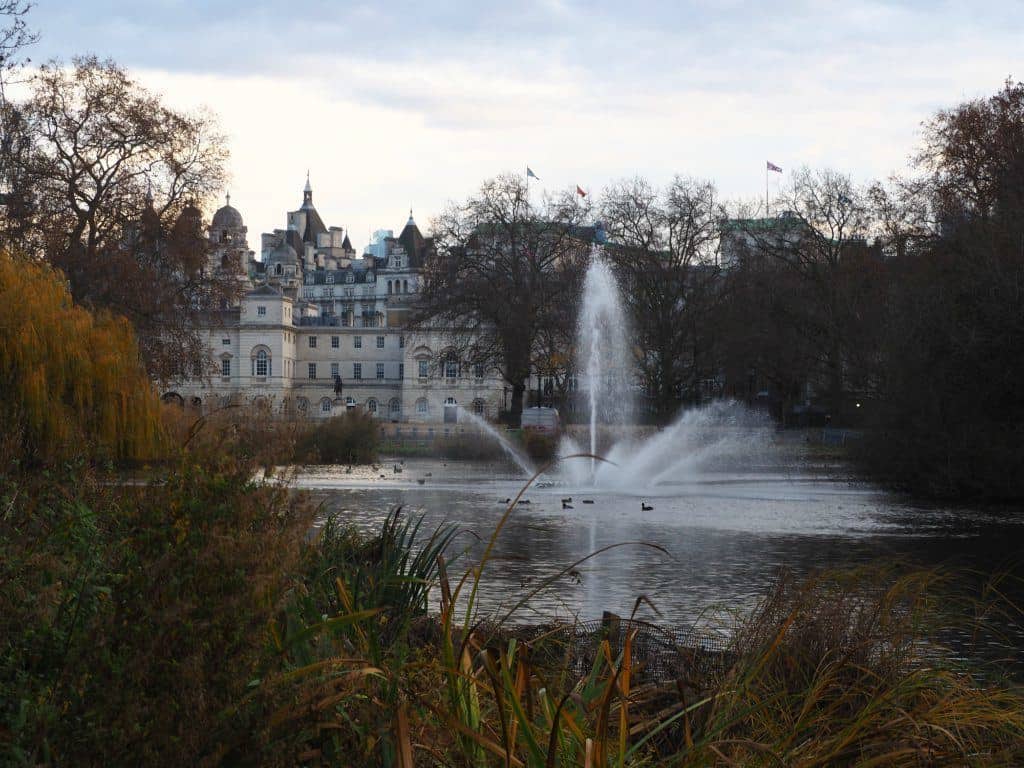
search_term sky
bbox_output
[25,0,1024,253]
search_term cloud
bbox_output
[22,1,1023,250]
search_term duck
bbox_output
[379,474,386,479]
[417,478,426,485]
[560,497,573,504]
[562,501,574,510]
[425,472,433,477]
[581,499,594,504]
[501,498,511,504]
[517,499,531,505]
[641,502,654,511]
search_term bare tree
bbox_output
[412,174,590,425]
[600,176,723,421]
[732,168,879,421]
[5,56,233,380]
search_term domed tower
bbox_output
[264,240,300,287]
[208,192,252,277]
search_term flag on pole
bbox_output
[526,166,539,180]
[576,185,586,198]
[767,161,782,173]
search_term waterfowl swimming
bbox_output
[561,497,573,504]
[641,502,654,511]
[417,478,426,485]
[581,500,594,504]
[562,501,574,510]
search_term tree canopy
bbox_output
[0,251,163,463]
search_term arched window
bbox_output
[253,347,270,377]
[320,398,332,414]
[387,280,393,295]
[403,279,409,293]
[275,263,283,275]
[443,352,458,379]
[416,398,428,415]
[389,398,401,419]
[444,397,457,406]
[367,398,378,415]
[472,398,486,416]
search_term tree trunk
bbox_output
[509,382,526,427]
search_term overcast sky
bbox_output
[27,1,1023,252]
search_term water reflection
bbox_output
[298,459,1024,647]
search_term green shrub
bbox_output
[297,411,379,464]
[522,429,557,461]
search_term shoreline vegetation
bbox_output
[4,256,1024,765]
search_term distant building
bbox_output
[162,178,505,422]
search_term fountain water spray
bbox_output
[459,409,535,476]
[578,248,634,478]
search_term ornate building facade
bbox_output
[163,178,506,422]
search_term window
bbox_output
[309,336,317,348]
[255,349,269,377]
[376,363,384,380]
[345,396,355,407]
[346,273,354,284]
[416,398,428,415]
[354,336,362,349]
[387,281,392,295]
[474,363,485,379]
[418,360,429,378]
[326,274,334,284]
[320,398,332,413]
[399,335,405,349]
[331,336,339,348]
[444,397,457,405]
[221,358,231,377]
[257,305,266,316]
[403,279,409,293]
[367,398,378,415]
[398,363,404,380]
[389,398,401,418]
[308,363,317,380]
[445,359,458,379]
[472,399,485,416]
[330,362,339,378]
[222,338,230,346]
[376,335,385,349]
[353,363,362,380]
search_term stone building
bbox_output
[163,178,505,422]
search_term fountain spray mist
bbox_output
[459,409,535,476]
[578,248,634,477]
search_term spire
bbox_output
[303,172,313,206]
[144,181,153,206]
[225,191,231,206]
[407,207,415,226]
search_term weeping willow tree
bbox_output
[0,252,163,463]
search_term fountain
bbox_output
[459,409,536,476]
[558,247,773,491]
[577,250,634,478]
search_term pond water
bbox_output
[295,451,1024,663]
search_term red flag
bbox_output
[576,185,587,197]
[767,161,782,173]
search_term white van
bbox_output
[521,406,560,433]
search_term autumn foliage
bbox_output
[0,251,163,463]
